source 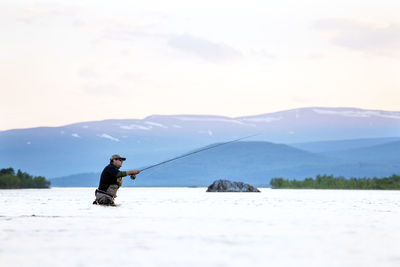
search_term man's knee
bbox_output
[94,193,115,206]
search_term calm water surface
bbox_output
[1,188,400,267]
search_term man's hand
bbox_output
[127,170,140,180]
[127,170,141,175]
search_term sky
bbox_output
[1,0,400,130]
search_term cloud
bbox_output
[18,3,83,24]
[307,52,324,60]
[100,24,156,43]
[167,34,243,62]
[78,68,100,79]
[249,49,275,60]
[82,83,120,95]
[313,18,400,55]
[100,29,243,63]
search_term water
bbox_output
[1,188,400,267]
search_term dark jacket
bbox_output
[98,164,120,191]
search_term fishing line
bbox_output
[139,133,260,172]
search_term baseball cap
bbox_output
[110,154,126,161]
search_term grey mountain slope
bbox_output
[51,141,327,187]
[291,137,400,153]
[50,140,400,187]
[3,107,400,178]
[322,141,400,163]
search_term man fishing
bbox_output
[93,154,141,206]
[92,134,259,206]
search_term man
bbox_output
[93,154,141,206]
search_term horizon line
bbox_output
[2,106,399,132]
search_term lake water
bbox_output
[1,188,400,267]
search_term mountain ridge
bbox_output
[1,107,399,178]
[50,139,400,187]
[2,106,400,133]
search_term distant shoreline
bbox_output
[0,168,50,189]
[270,174,400,190]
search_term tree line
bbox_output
[270,174,400,190]
[0,168,51,189]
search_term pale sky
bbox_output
[1,0,400,130]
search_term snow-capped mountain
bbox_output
[1,107,399,178]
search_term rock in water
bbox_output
[206,179,260,192]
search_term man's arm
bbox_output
[127,170,141,175]
[116,170,141,178]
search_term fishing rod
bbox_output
[139,133,260,172]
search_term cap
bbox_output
[110,154,126,161]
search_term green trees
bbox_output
[270,174,400,189]
[0,168,50,189]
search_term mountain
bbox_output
[1,107,400,179]
[291,137,400,153]
[50,140,400,187]
[323,141,400,163]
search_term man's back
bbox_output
[98,164,119,191]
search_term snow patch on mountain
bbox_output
[175,116,246,125]
[241,117,282,123]
[120,124,151,130]
[197,130,214,136]
[98,134,119,142]
[313,109,400,119]
[145,121,168,128]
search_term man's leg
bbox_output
[93,192,115,206]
